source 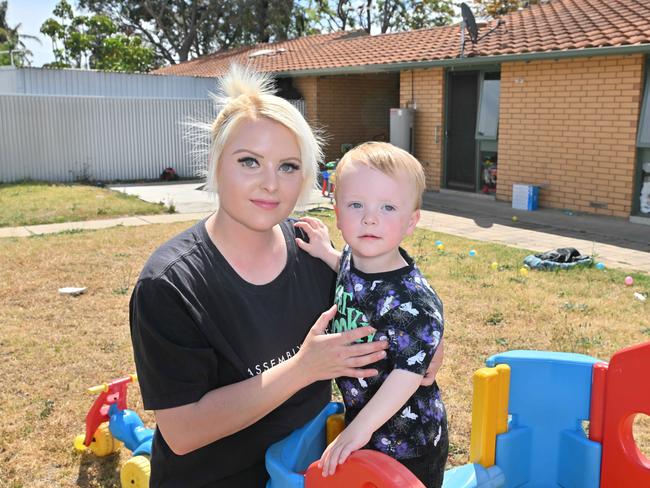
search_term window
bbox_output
[476,73,500,140]
[638,63,650,147]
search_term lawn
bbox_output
[0,212,648,487]
[0,182,169,227]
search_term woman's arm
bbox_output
[155,304,389,455]
[319,369,423,476]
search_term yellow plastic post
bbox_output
[326,413,345,445]
[496,364,511,434]
[469,367,499,467]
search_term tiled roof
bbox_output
[153,0,650,77]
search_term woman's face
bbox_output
[216,117,304,232]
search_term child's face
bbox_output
[335,160,420,271]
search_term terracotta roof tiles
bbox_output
[153,0,650,77]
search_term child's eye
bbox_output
[383,204,396,212]
[238,157,259,168]
[279,162,301,173]
[349,202,363,209]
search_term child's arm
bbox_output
[319,369,422,476]
[293,216,341,271]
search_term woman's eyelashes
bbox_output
[237,156,300,174]
[237,156,259,168]
[279,162,301,173]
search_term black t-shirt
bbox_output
[130,218,335,487]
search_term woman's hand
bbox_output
[294,217,340,271]
[295,304,388,383]
[420,337,444,386]
[318,422,372,476]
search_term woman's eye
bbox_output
[238,157,259,168]
[279,162,301,173]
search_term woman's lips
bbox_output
[251,199,280,209]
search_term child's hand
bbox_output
[318,422,372,477]
[294,217,340,270]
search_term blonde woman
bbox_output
[130,65,441,487]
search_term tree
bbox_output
[78,0,309,65]
[0,0,40,66]
[308,0,454,35]
[40,0,155,72]
[473,0,540,18]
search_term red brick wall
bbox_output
[498,55,644,217]
[399,68,446,190]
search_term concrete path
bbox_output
[1,183,648,274]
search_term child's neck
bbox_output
[351,247,408,274]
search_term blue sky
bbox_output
[6,0,62,66]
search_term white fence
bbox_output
[0,95,305,183]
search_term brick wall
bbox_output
[310,73,399,162]
[399,68,446,190]
[498,55,644,217]
[292,76,318,124]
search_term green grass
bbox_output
[0,182,169,227]
[0,211,648,486]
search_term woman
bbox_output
[130,65,441,487]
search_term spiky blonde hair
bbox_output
[197,64,323,205]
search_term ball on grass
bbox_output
[595,262,606,270]
[624,276,634,286]
[491,262,499,270]
[436,244,445,251]
[435,240,443,246]
[519,267,529,277]
[469,249,477,257]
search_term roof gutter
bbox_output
[277,43,650,77]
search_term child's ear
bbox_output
[406,209,420,235]
[334,204,341,230]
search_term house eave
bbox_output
[277,43,650,77]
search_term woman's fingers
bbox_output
[309,304,337,335]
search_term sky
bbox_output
[6,0,63,67]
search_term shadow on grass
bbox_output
[76,451,120,487]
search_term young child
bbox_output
[297,141,448,487]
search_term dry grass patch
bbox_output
[0,182,169,227]
[0,212,648,486]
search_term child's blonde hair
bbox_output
[335,141,426,209]
[199,65,323,205]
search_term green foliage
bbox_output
[473,0,540,18]
[40,0,154,72]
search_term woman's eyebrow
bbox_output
[232,148,263,158]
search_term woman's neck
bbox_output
[205,210,287,285]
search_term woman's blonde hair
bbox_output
[334,141,426,209]
[195,64,323,205]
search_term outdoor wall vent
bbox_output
[249,48,287,58]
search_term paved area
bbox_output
[1,182,648,274]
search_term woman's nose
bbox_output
[261,166,278,192]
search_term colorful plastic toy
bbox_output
[266,342,650,488]
[74,374,154,488]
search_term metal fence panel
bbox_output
[0,95,305,183]
[0,95,217,182]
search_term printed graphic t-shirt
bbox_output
[330,245,446,459]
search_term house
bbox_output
[154,0,650,221]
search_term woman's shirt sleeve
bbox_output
[129,277,219,410]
